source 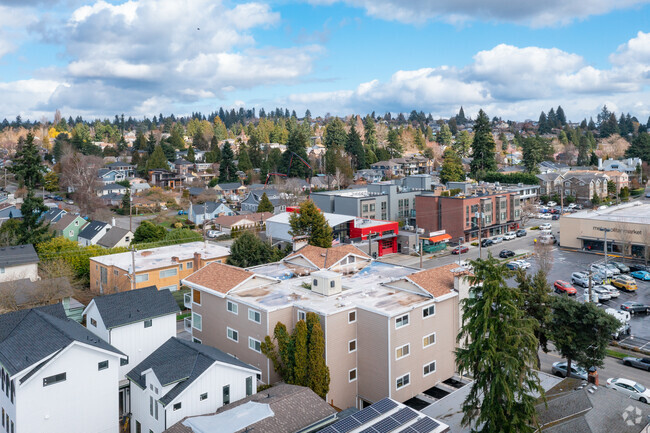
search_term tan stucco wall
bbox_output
[560,216,647,249]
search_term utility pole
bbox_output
[419,236,424,269]
[129,188,133,233]
[458,237,464,267]
[597,227,612,266]
[476,211,483,260]
[588,272,593,303]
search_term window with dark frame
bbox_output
[43,372,66,387]
[98,360,109,371]
[144,319,152,328]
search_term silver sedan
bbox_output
[623,357,650,372]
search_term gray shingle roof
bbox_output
[89,286,179,329]
[42,208,66,223]
[78,221,109,240]
[0,304,123,376]
[127,337,258,406]
[0,244,39,267]
[96,227,131,248]
[217,182,243,191]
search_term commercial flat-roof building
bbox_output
[181,244,468,410]
[559,201,650,258]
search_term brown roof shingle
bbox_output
[285,244,370,269]
[183,262,252,294]
[213,212,274,229]
[407,263,468,298]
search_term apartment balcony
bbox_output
[184,316,192,333]
[183,292,192,309]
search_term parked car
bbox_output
[539,213,552,220]
[606,378,650,404]
[620,302,650,314]
[492,237,503,244]
[539,223,552,230]
[571,272,592,287]
[598,284,620,298]
[515,229,527,237]
[178,210,188,215]
[574,204,584,209]
[537,234,557,245]
[206,230,225,238]
[551,214,560,220]
[629,263,650,273]
[611,275,638,292]
[630,270,650,281]
[605,263,621,275]
[610,261,630,273]
[503,232,516,240]
[554,280,577,295]
[547,201,557,207]
[551,361,588,380]
[623,357,650,372]
[481,239,493,247]
[451,246,469,255]
[506,262,520,270]
[499,249,515,258]
[583,286,611,302]
[567,203,577,209]
[512,259,531,269]
[590,264,613,277]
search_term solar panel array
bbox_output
[319,399,433,433]
[394,417,441,433]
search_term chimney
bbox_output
[171,256,179,263]
[598,158,603,170]
[193,252,201,270]
[111,217,116,227]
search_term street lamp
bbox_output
[596,227,612,265]
[458,236,464,267]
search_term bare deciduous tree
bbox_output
[534,241,554,277]
[60,149,105,217]
[520,201,537,227]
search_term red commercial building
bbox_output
[348,218,399,257]
[416,191,522,242]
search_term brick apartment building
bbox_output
[416,191,522,241]
[89,241,230,294]
[181,244,469,410]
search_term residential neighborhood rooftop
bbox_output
[90,241,230,272]
[564,201,650,224]
[0,244,39,267]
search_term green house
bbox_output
[52,214,88,242]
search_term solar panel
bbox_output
[358,427,377,433]
[410,417,440,433]
[390,407,418,424]
[331,416,362,433]
[318,427,337,433]
[372,417,400,433]
[352,407,381,424]
[372,398,398,414]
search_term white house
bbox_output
[0,304,125,433]
[83,286,180,417]
[127,337,259,433]
[96,227,134,249]
[187,201,235,225]
[78,221,111,246]
[0,244,39,283]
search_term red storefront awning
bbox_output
[428,234,452,243]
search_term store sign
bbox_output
[429,230,446,237]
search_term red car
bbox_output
[554,280,577,295]
[452,246,469,255]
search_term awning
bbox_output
[428,234,452,243]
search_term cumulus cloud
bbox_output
[285,35,650,120]
[308,0,650,27]
[20,0,316,116]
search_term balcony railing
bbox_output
[183,292,192,309]
[184,316,192,333]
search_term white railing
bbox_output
[183,292,192,309]
[184,317,192,333]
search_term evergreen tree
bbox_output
[186,146,195,163]
[439,148,465,184]
[590,151,599,166]
[122,190,131,212]
[600,113,619,138]
[292,320,309,386]
[456,256,543,433]
[237,147,253,172]
[218,142,239,183]
[456,106,467,124]
[363,115,377,147]
[43,171,59,192]
[547,108,557,129]
[11,133,46,188]
[257,192,274,213]
[280,128,310,178]
[387,128,402,157]
[133,221,166,243]
[18,190,51,245]
[625,132,650,162]
[469,110,497,178]
[323,118,347,149]
[521,136,552,173]
[345,124,365,169]
[289,200,333,248]
[227,231,278,267]
[146,131,157,154]
[306,312,330,399]
[556,106,567,126]
[145,145,169,170]
[577,135,590,166]
[516,270,552,368]
[453,130,472,157]
[436,124,452,145]
[169,126,184,149]
[537,111,551,134]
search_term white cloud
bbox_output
[308,0,650,27]
[285,35,650,120]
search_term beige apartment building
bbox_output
[181,244,467,410]
[90,241,230,294]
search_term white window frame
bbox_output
[423,332,436,348]
[187,261,193,269]
[422,305,435,319]
[227,300,238,315]
[423,360,437,377]
[396,373,410,390]
[395,343,410,360]
[192,312,202,331]
[248,308,261,324]
[395,313,409,329]
[160,284,178,292]
[135,273,149,283]
[348,339,357,353]
[248,337,261,353]
[159,268,178,279]
[297,310,306,322]
[348,310,357,323]
[227,327,239,342]
[349,368,357,383]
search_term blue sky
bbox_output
[1,0,650,122]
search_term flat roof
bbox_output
[230,261,445,316]
[563,201,650,225]
[266,211,355,228]
[91,241,230,272]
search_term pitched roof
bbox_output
[190,201,231,215]
[284,244,370,270]
[78,221,109,240]
[108,161,134,169]
[96,227,132,248]
[127,337,258,406]
[163,384,336,433]
[212,212,273,228]
[406,263,468,298]
[0,244,39,267]
[183,262,252,294]
[216,182,244,191]
[102,183,126,190]
[42,208,66,223]
[0,304,123,376]
[173,158,193,166]
[87,286,179,329]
